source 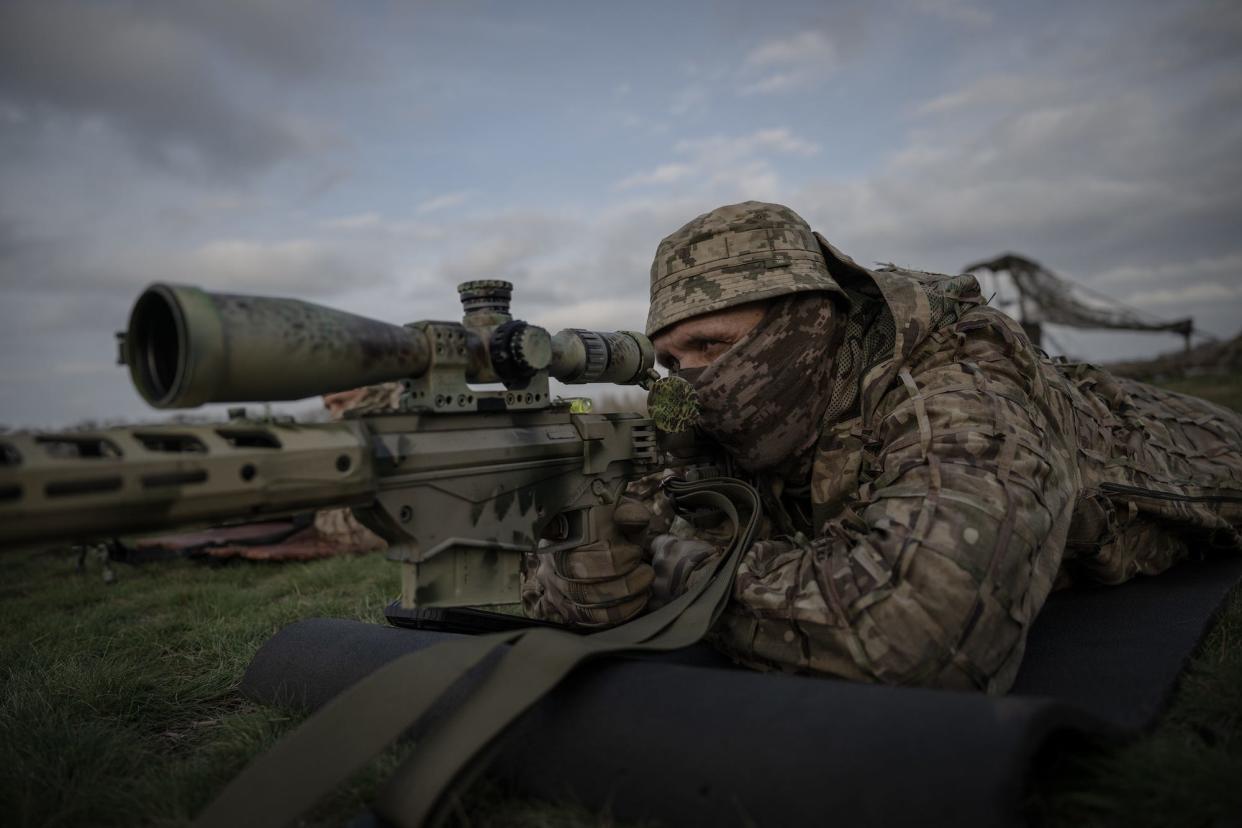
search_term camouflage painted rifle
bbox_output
[0,280,722,619]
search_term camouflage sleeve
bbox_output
[711,308,1079,693]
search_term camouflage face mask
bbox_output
[680,293,840,474]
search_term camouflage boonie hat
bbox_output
[646,201,845,336]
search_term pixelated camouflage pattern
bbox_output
[709,243,1242,692]
[646,201,844,336]
[686,293,842,475]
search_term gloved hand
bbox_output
[647,504,738,610]
[521,488,674,628]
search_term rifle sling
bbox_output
[193,630,526,827]
[194,477,761,828]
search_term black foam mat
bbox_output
[240,554,1242,826]
[1010,554,1242,727]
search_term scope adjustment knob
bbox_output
[567,329,609,382]
[490,320,551,383]
[512,325,552,372]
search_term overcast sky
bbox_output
[2,0,1240,426]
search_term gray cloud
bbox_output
[614,127,821,203]
[733,1,871,96]
[908,0,993,28]
[4,0,1240,426]
[0,217,45,271]
[795,3,1242,304]
[160,1,363,81]
[438,217,570,275]
[0,0,353,176]
[0,224,391,298]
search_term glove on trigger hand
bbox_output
[521,493,671,628]
[647,506,737,610]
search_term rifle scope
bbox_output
[123,282,654,408]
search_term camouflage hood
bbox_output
[646,202,845,336]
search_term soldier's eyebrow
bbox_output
[652,317,742,366]
[682,323,740,344]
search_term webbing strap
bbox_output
[377,480,761,826]
[194,631,525,827]
[193,477,761,828]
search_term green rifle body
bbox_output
[0,279,714,609]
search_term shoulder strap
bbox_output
[195,477,762,828]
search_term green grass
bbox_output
[0,551,621,827]
[0,551,393,827]
[1036,586,1242,827]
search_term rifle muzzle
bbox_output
[125,283,431,408]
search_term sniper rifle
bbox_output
[0,279,725,630]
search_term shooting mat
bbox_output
[240,553,1242,827]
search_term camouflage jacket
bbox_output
[710,236,1242,693]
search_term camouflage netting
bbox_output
[965,252,1194,336]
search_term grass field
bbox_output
[2,375,1241,827]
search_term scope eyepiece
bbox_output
[550,329,655,385]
